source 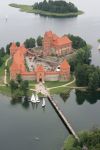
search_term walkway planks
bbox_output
[48,96,79,141]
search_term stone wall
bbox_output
[22,75,36,81]
[45,74,59,81]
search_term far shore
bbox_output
[9,3,84,18]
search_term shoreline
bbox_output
[9,3,83,18]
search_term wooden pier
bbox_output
[48,96,79,141]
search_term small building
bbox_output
[43,31,72,56]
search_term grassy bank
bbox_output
[98,39,100,43]
[0,86,11,96]
[63,129,100,150]
[0,54,9,76]
[9,3,83,18]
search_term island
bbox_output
[9,0,83,18]
[1,30,100,100]
[0,31,89,99]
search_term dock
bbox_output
[48,96,79,141]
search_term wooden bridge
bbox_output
[34,83,79,141]
[48,96,79,141]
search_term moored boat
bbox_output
[31,93,36,103]
[35,94,40,103]
[42,98,45,107]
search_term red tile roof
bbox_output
[60,59,70,69]
[45,31,72,46]
[35,65,45,72]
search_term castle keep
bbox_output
[43,31,72,56]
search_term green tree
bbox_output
[76,46,91,65]
[6,42,12,54]
[75,64,89,86]
[68,34,87,49]
[9,80,18,94]
[20,80,29,96]
[0,47,5,57]
[37,36,43,46]
[16,74,22,84]
[88,71,100,91]
[16,41,20,47]
[24,38,36,48]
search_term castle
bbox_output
[10,31,72,82]
[43,31,72,56]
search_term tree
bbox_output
[16,74,22,84]
[88,71,100,91]
[0,47,5,57]
[37,36,43,46]
[24,38,36,48]
[75,64,89,86]
[20,80,29,96]
[6,42,12,54]
[33,0,78,13]
[76,46,91,65]
[0,57,3,66]
[68,34,87,49]
[16,41,20,47]
[9,80,18,94]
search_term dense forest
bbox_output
[64,128,100,150]
[33,0,78,13]
[68,34,87,49]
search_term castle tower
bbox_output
[35,65,45,83]
[43,31,53,56]
[60,59,70,81]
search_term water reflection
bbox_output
[10,96,46,111]
[75,90,100,105]
[60,92,70,102]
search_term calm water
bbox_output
[0,0,100,150]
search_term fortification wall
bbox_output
[22,75,36,81]
[45,74,59,81]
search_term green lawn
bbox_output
[98,39,100,43]
[45,75,74,88]
[9,3,83,18]
[0,86,11,96]
[45,81,67,88]
[50,87,71,94]
[0,54,9,76]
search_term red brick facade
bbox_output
[43,31,72,56]
[10,32,71,82]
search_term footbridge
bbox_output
[48,96,79,141]
[35,83,79,141]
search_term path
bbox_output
[33,82,79,141]
[35,82,50,96]
[48,76,76,90]
[4,57,11,84]
[48,96,79,141]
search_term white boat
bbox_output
[31,93,36,103]
[35,94,40,103]
[42,98,45,107]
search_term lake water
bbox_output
[0,0,100,150]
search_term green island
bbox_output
[9,0,83,18]
[98,39,100,43]
[1,33,100,100]
[63,128,100,150]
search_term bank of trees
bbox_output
[75,64,100,90]
[24,36,43,48]
[64,128,100,150]
[33,0,78,13]
[68,38,100,91]
[9,74,29,99]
